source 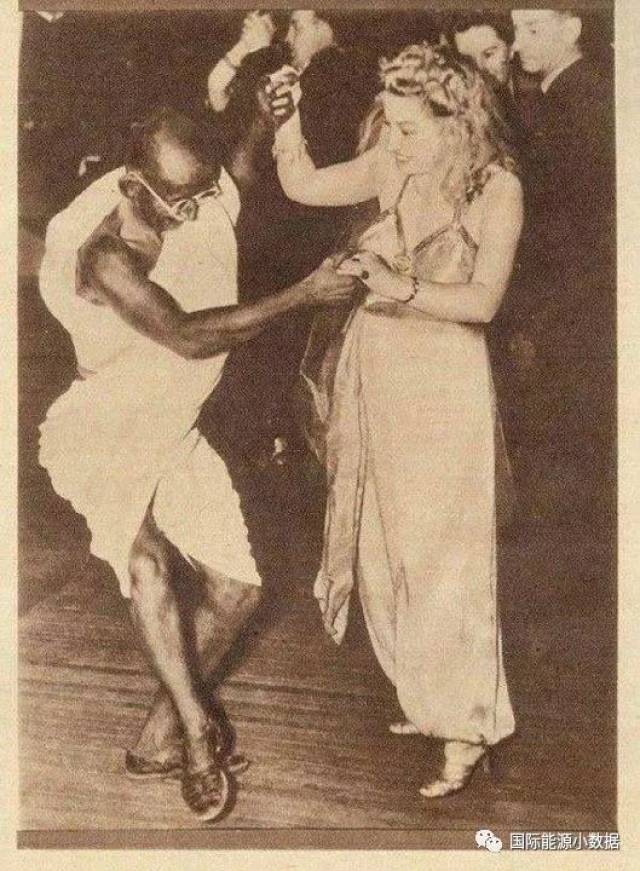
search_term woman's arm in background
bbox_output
[274,110,381,207]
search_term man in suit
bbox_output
[447,10,512,87]
[445,10,533,156]
[503,8,615,525]
[203,10,378,468]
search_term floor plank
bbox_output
[18,270,616,837]
[19,518,616,834]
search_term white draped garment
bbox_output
[38,167,261,595]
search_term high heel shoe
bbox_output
[419,741,490,799]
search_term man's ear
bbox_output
[118,172,143,200]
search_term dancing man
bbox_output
[38,107,358,821]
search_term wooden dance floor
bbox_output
[18,263,616,846]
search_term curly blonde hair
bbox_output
[380,42,519,203]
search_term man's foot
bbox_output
[125,745,250,781]
[181,720,232,822]
[125,748,183,781]
[182,760,230,822]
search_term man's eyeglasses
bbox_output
[129,171,222,222]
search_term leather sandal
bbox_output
[125,749,183,781]
[180,719,232,822]
[125,748,250,781]
[181,759,230,822]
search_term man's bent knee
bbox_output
[128,544,169,600]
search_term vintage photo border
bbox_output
[2,0,639,866]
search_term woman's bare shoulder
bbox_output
[466,166,522,228]
[482,165,523,200]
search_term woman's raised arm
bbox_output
[274,110,381,207]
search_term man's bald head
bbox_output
[119,108,225,232]
[126,107,223,194]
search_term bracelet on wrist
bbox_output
[272,135,308,161]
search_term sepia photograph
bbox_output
[13,0,625,855]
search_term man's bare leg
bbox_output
[130,562,261,764]
[128,515,228,779]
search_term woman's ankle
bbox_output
[443,740,485,770]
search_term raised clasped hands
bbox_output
[337,251,414,302]
[261,66,302,125]
[304,257,363,306]
[239,11,276,54]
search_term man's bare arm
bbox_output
[79,234,357,360]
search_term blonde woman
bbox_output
[271,44,523,798]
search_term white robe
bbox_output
[38,167,261,595]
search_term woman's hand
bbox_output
[239,11,275,54]
[337,252,414,302]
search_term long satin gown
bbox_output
[314,168,516,747]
